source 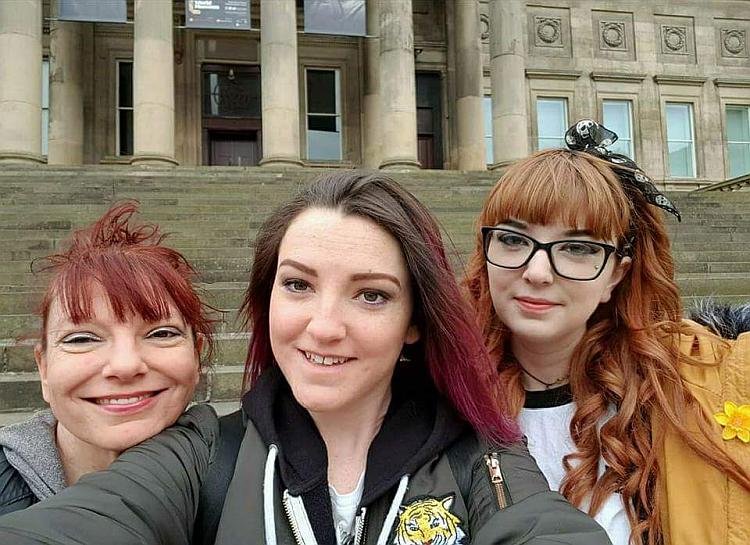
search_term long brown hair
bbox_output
[465,149,750,544]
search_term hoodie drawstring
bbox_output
[263,444,279,545]
[375,474,410,545]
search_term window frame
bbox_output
[534,96,569,151]
[304,66,343,162]
[664,101,697,179]
[41,57,50,157]
[601,98,635,160]
[115,59,134,157]
[483,95,493,165]
[725,104,750,179]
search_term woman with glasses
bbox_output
[465,120,750,545]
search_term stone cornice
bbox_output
[653,75,708,86]
[590,71,647,83]
[713,77,750,88]
[525,69,582,80]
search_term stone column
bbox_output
[0,0,43,164]
[489,0,528,168]
[362,0,381,168]
[48,11,84,164]
[379,0,419,170]
[455,0,485,170]
[131,0,177,166]
[259,0,302,167]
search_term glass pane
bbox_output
[537,98,567,139]
[726,106,750,142]
[668,141,694,177]
[41,109,48,156]
[118,62,132,108]
[119,109,133,156]
[485,136,493,165]
[728,143,750,177]
[603,100,630,139]
[202,70,261,118]
[307,70,336,114]
[308,127,341,160]
[41,60,49,108]
[609,138,632,158]
[666,103,692,141]
[483,96,492,138]
[308,115,337,132]
[538,137,565,151]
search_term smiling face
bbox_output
[36,285,200,454]
[486,219,629,347]
[269,208,419,417]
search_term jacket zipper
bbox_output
[483,452,508,509]
[353,507,368,545]
[282,489,321,545]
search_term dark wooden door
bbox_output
[416,73,443,169]
[209,132,260,166]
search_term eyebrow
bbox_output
[498,220,595,238]
[278,259,402,289]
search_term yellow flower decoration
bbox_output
[714,402,750,443]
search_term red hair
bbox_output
[36,201,214,364]
[465,149,750,544]
[241,171,520,444]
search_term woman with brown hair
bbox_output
[465,120,750,545]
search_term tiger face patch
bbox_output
[393,494,466,545]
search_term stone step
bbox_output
[675,274,750,295]
[676,261,750,274]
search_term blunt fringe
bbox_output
[240,171,520,445]
[36,201,215,365]
[465,149,750,545]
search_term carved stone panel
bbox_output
[527,5,571,58]
[715,18,750,68]
[654,15,696,64]
[592,10,636,61]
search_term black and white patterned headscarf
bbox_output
[564,119,681,221]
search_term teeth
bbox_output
[95,393,154,405]
[304,351,349,366]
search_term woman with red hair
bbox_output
[465,120,750,545]
[0,202,214,514]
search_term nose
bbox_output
[305,297,346,343]
[102,338,148,380]
[522,248,555,285]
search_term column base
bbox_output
[130,154,179,167]
[0,151,45,164]
[259,156,304,168]
[379,158,421,171]
[488,159,518,171]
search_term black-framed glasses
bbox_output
[481,227,627,281]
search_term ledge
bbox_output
[525,69,582,80]
[713,78,750,88]
[653,75,707,86]
[590,71,647,83]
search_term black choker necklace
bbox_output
[517,362,568,390]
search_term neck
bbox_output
[511,330,584,391]
[310,387,391,494]
[55,423,119,486]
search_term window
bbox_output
[483,96,493,164]
[602,100,633,159]
[41,59,49,156]
[536,98,568,150]
[665,103,696,178]
[726,105,750,178]
[305,68,341,161]
[116,60,133,156]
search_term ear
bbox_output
[440,494,455,511]
[599,256,631,304]
[404,324,420,345]
[35,344,50,403]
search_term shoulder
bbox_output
[0,448,37,515]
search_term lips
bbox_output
[302,350,353,367]
[514,296,560,312]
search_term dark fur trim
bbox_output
[687,298,750,340]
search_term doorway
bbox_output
[208,131,260,166]
[416,72,444,169]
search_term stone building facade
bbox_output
[1,0,749,187]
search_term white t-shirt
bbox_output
[519,385,631,545]
[329,471,365,545]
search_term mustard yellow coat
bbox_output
[659,323,750,545]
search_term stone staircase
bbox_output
[0,166,748,421]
